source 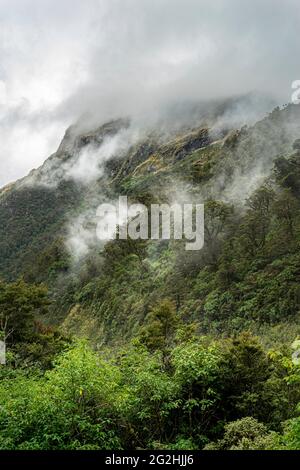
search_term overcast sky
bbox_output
[0,0,299,186]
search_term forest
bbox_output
[0,105,300,450]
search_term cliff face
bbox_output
[1,103,300,342]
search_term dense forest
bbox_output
[1,103,300,450]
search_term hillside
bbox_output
[1,103,300,336]
[1,102,300,450]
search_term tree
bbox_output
[0,279,49,343]
[220,333,272,421]
[139,299,180,355]
[204,417,275,450]
[238,186,274,257]
[0,341,121,450]
[203,200,233,265]
[273,189,299,239]
[171,340,222,441]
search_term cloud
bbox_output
[65,127,141,184]
[1,0,300,186]
[0,0,92,185]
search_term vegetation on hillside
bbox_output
[0,104,300,449]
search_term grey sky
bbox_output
[0,0,299,186]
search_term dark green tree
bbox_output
[0,279,49,343]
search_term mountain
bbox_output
[0,102,300,342]
[1,101,300,450]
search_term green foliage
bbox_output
[0,341,121,450]
[277,417,300,449]
[117,342,179,448]
[204,417,276,450]
[1,105,300,449]
[0,330,300,449]
[139,299,181,353]
[0,182,81,282]
[0,279,49,342]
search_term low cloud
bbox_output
[1,0,300,186]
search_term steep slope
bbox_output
[0,103,300,344]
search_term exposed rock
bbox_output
[160,127,210,162]
[57,118,130,154]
